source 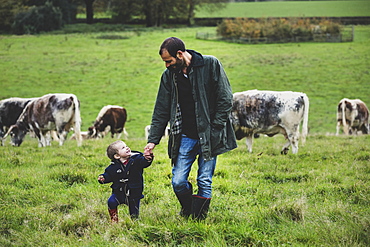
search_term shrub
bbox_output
[12,1,63,34]
[216,17,343,43]
[0,0,23,32]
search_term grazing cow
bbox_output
[145,124,170,140]
[70,131,90,140]
[336,98,369,135]
[0,97,38,145]
[88,105,128,139]
[3,93,82,147]
[230,90,309,154]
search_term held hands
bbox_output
[98,175,105,182]
[144,143,155,160]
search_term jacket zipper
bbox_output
[172,73,179,153]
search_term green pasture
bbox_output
[0,134,369,246]
[196,1,370,18]
[0,24,370,246]
[1,26,369,137]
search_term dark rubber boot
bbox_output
[175,183,193,218]
[192,195,211,220]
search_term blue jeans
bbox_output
[172,135,217,198]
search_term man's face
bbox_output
[161,49,184,73]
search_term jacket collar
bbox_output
[187,50,204,68]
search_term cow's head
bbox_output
[229,111,245,140]
[88,119,106,138]
[88,126,98,138]
[4,124,28,146]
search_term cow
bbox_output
[88,105,128,139]
[70,131,90,140]
[230,90,309,154]
[336,98,369,135]
[145,124,170,140]
[0,97,38,145]
[2,93,82,147]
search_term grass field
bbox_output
[0,20,370,246]
[196,1,370,18]
[1,26,369,137]
[0,134,369,246]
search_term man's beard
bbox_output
[168,58,185,73]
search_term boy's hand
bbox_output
[144,153,154,161]
[98,175,105,182]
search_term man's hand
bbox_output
[144,143,156,160]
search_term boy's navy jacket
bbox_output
[98,151,152,199]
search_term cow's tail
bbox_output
[72,95,82,146]
[301,94,309,145]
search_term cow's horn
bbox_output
[91,128,96,137]
[2,125,15,140]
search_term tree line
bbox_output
[0,0,226,34]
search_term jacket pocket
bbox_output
[168,133,182,161]
[210,127,226,151]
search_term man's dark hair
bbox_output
[159,37,186,58]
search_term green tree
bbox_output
[0,0,23,31]
[184,0,226,26]
[84,0,96,23]
[110,0,141,23]
[108,0,226,27]
[12,1,63,34]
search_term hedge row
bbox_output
[216,17,342,41]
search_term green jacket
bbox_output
[148,50,237,162]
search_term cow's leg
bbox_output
[281,140,291,155]
[282,128,299,155]
[343,121,350,135]
[245,134,253,153]
[0,126,5,146]
[116,132,122,139]
[58,131,68,146]
[51,130,59,141]
[56,126,68,146]
[361,123,369,134]
[45,131,52,146]
[289,134,299,154]
[31,128,45,147]
[336,121,341,135]
[39,133,48,147]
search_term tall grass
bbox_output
[0,135,369,246]
[0,25,369,246]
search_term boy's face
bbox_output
[114,141,131,160]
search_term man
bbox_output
[144,37,237,220]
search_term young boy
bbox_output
[98,140,153,222]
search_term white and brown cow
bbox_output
[3,93,82,147]
[88,105,128,139]
[336,98,369,135]
[0,97,38,145]
[230,90,309,154]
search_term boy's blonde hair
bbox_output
[106,140,123,160]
